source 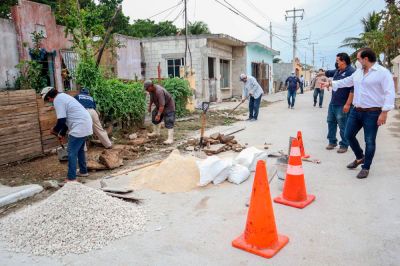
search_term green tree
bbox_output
[340,12,383,59]
[382,0,400,67]
[181,21,211,35]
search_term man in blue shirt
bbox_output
[285,71,300,109]
[75,88,112,149]
[324,53,355,153]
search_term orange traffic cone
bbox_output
[297,131,310,158]
[274,138,315,209]
[232,160,289,258]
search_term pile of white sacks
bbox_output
[197,147,268,186]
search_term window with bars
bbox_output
[167,58,184,77]
[220,59,230,88]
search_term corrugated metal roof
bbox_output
[60,50,79,72]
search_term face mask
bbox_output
[355,60,362,69]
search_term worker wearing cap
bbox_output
[144,80,176,144]
[239,74,264,121]
[75,88,112,149]
[41,87,93,182]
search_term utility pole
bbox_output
[184,0,188,77]
[285,7,304,72]
[320,57,326,69]
[269,21,272,48]
[309,41,318,71]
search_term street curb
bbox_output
[0,185,44,208]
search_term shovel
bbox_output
[226,96,249,117]
[199,101,210,148]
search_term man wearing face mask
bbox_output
[321,48,395,179]
[285,71,300,109]
[324,53,355,153]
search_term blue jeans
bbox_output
[313,88,324,107]
[344,108,381,170]
[249,95,262,119]
[67,135,88,180]
[287,90,296,107]
[327,104,349,148]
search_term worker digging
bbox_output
[145,80,176,144]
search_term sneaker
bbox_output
[251,118,257,121]
[326,144,337,150]
[319,106,323,108]
[246,118,253,121]
[337,147,348,153]
[77,171,89,177]
[347,158,365,169]
[357,169,369,179]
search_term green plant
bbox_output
[14,60,47,92]
[74,58,103,89]
[161,77,193,117]
[92,79,146,127]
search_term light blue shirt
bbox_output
[242,76,264,99]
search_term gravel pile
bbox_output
[0,182,146,256]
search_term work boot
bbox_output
[357,169,369,179]
[337,147,348,153]
[347,158,365,169]
[147,124,161,137]
[163,129,174,144]
[326,144,337,150]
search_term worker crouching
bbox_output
[144,80,176,144]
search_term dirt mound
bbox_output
[131,150,199,193]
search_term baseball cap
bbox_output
[239,74,247,81]
[143,80,153,89]
[40,87,55,100]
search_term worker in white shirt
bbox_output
[321,48,395,179]
[240,74,264,121]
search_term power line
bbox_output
[148,1,183,19]
[214,0,292,46]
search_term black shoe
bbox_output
[326,144,337,150]
[357,169,369,179]
[313,103,316,107]
[347,158,365,169]
[319,106,322,108]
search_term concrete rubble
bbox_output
[184,132,245,155]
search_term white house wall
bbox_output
[115,35,141,80]
[0,19,19,89]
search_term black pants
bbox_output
[152,109,176,129]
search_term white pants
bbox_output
[87,109,112,148]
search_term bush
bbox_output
[14,60,47,92]
[161,77,192,117]
[92,79,146,127]
[74,58,102,89]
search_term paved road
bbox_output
[1,91,399,266]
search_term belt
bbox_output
[354,107,382,112]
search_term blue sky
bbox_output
[122,0,386,70]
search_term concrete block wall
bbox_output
[142,38,206,97]
[0,19,19,89]
[232,47,246,97]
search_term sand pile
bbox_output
[0,182,146,256]
[131,150,200,193]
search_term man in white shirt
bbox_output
[321,48,395,179]
[41,87,93,182]
[240,74,264,121]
